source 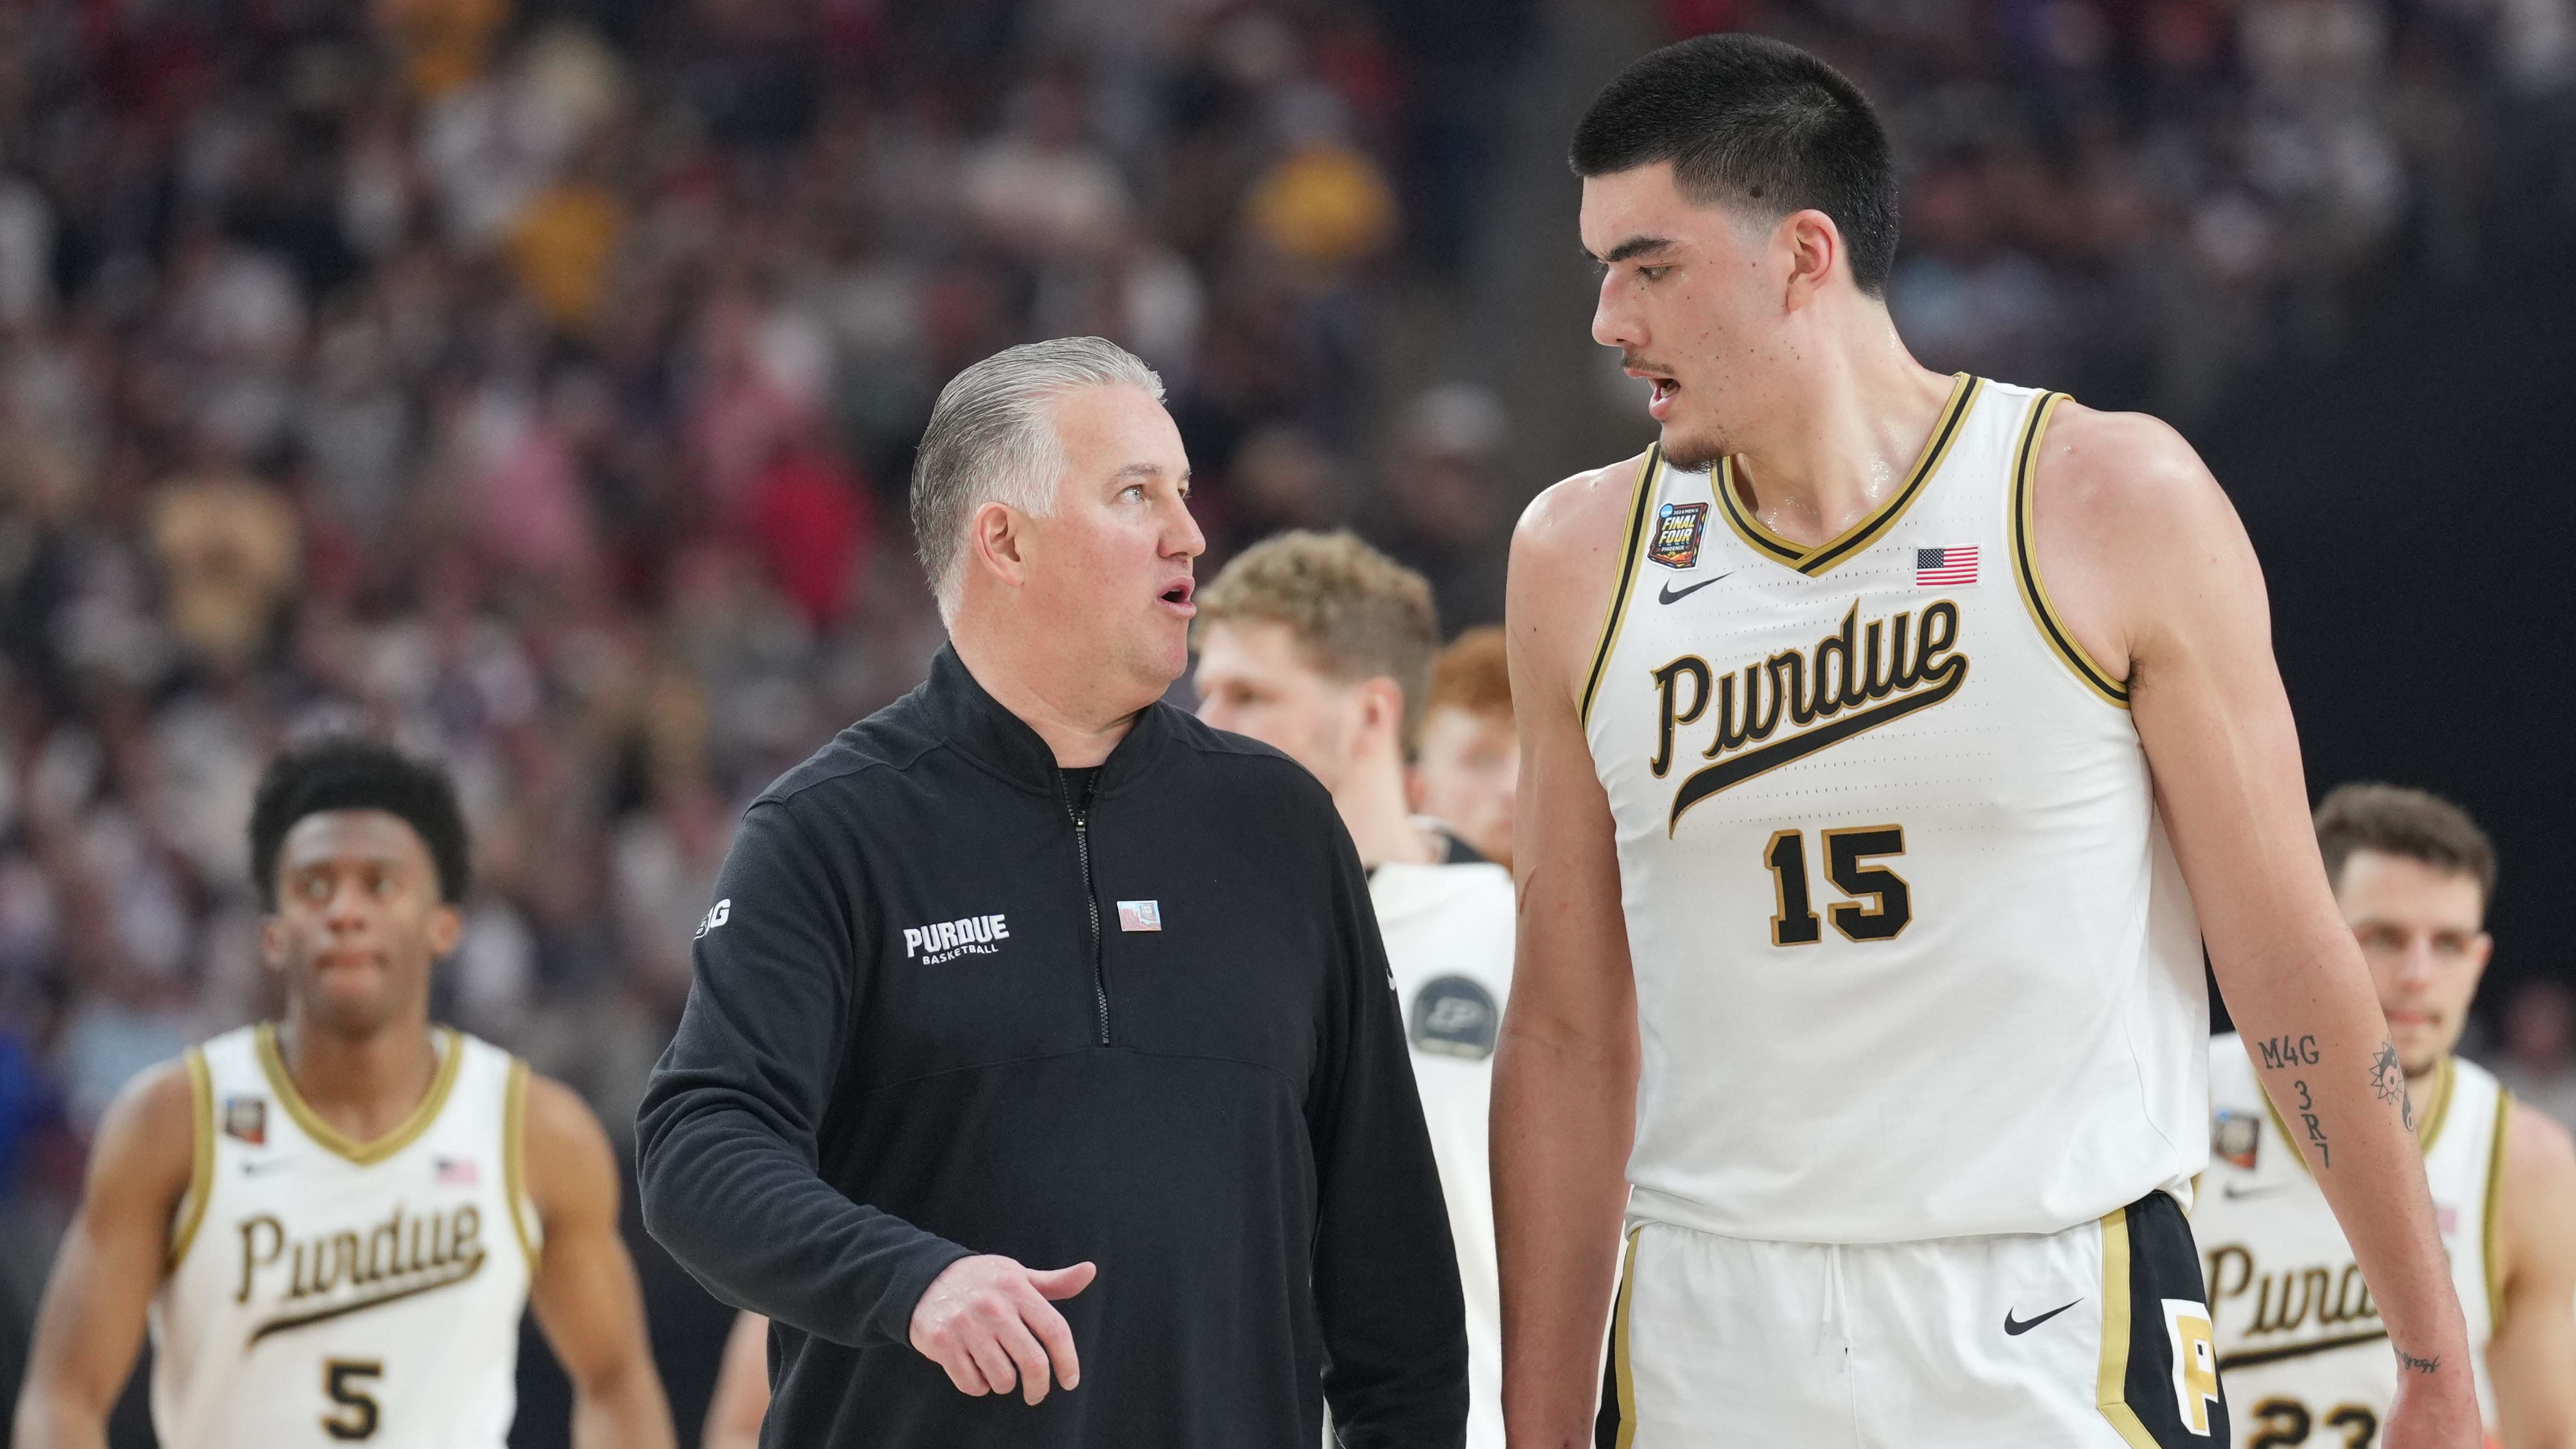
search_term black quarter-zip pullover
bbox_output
[636,645,1467,1448]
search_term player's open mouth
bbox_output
[1159,579,1195,613]
[1647,375,1680,419]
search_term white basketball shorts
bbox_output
[1605,1190,2225,1448]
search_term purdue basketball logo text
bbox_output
[1648,599,1969,832]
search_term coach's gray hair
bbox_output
[910,337,1166,619]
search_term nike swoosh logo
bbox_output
[2223,1179,2297,1199]
[1668,660,1970,832]
[2005,1300,2080,1335]
[242,1157,297,1175]
[1657,572,1733,605]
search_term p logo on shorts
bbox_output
[2161,1300,2220,1436]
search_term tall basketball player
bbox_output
[13,738,676,1449]
[1493,35,2481,1448]
[2197,785,2576,1448]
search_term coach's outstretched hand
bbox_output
[909,1255,1096,1405]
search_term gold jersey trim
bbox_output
[504,1057,542,1273]
[1579,447,1663,729]
[1710,373,1979,577]
[1611,1226,1641,1449]
[167,1046,214,1274]
[255,1022,466,1167]
[2008,391,2131,709]
[2095,1204,2161,1448]
[2483,1089,2511,1325]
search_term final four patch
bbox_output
[223,1095,267,1145]
[1647,502,1708,569]
[2213,1107,2260,1170]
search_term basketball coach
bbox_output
[636,337,1467,1448]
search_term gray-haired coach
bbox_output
[637,338,1467,1448]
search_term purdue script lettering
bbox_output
[1652,600,1969,832]
[2206,1244,2378,1338]
[235,1202,487,1345]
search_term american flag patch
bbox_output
[1915,546,1978,585]
[435,1157,480,1187]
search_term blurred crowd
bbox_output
[0,0,1540,1316]
[3,0,2575,1395]
[1703,0,2576,411]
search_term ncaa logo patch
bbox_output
[2212,1108,2260,1170]
[1647,502,1708,570]
[223,1095,267,1146]
[1409,976,1499,1060]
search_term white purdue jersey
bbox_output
[2194,1036,2506,1443]
[1371,846,1514,1449]
[150,1024,539,1449]
[1582,375,2207,1244]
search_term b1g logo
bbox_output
[2163,1298,2221,1436]
[694,899,731,938]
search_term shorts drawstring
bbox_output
[1816,1243,1849,1353]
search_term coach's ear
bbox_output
[969,499,1034,593]
[1779,208,1845,311]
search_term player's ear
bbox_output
[258,914,289,972]
[1781,209,1841,309]
[426,901,465,958]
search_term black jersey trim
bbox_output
[1579,447,1663,730]
[1710,373,1977,577]
[2009,391,2131,709]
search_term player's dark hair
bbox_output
[248,737,470,910]
[1571,34,1900,296]
[2314,783,2497,908]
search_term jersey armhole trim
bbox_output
[504,1057,542,1274]
[166,1045,214,1274]
[2009,392,2132,710]
[2094,1205,2163,1449]
[1610,1226,1641,1449]
[1578,446,1661,730]
[2482,1089,2511,1324]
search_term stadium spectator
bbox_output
[2491,979,2576,1133]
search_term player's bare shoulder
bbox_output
[2502,1094,2576,1224]
[1508,450,1656,704]
[84,1053,199,1208]
[518,1068,623,1221]
[2026,401,2255,678]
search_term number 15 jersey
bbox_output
[1582,376,2209,1244]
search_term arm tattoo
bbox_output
[2395,1348,2441,1375]
[2293,1079,2330,1168]
[2369,1038,2405,1108]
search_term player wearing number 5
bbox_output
[1494,35,2481,1449]
[13,739,676,1449]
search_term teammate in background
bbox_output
[14,738,676,1449]
[2198,785,2576,1449]
[1193,531,1515,1449]
[1496,34,2481,1448]
[1411,625,1520,871]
